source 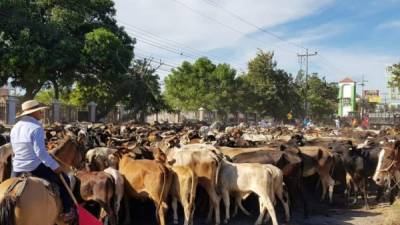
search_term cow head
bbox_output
[288,133,306,146]
[152,147,167,163]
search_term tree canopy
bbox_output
[0,0,170,120]
[295,72,338,122]
[164,57,237,114]
[0,0,134,100]
[388,63,400,89]
[241,51,300,120]
[163,50,338,123]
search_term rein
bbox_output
[388,177,400,191]
[378,159,398,172]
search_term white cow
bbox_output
[170,165,198,225]
[86,147,118,171]
[217,159,289,225]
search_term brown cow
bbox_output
[74,170,117,225]
[119,154,172,225]
[165,144,222,225]
[170,166,198,225]
[300,146,336,203]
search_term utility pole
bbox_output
[358,75,368,117]
[382,92,388,113]
[297,49,318,117]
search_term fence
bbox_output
[44,104,84,124]
[0,102,6,124]
[145,110,258,125]
[0,97,93,126]
[0,96,261,126]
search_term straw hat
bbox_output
[16,100,48,118]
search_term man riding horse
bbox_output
[10,100,77,224]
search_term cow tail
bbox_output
[0,194,17,225]
[189,169,196,208]
[107,176,117,224]
[156,164,168,214]
[215,159,222,194]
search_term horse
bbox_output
[0,144,13,182]
[373,140,400,203]
[0,136,84,225]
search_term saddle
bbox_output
[7,174,60,200]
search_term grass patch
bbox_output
[384,200,400,225]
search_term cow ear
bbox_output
[317,149,323,159]
[280,144,287,151]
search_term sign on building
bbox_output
[363,90,381,103]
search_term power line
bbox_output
[135,53,179,68]
[124,28,199,59]
[135,52,180,68]
[168,0,297,54]
[317,54,347,75]
[173,0,350,77]
[358,74,368,117]
[201,0,306,50]
[119,20,207,58]
[298,49,318,117]
[131,34,198,60]
[120,19,247,69]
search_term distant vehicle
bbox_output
[368,112,400,129]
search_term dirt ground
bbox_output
[210,203,390,225]
[121,198,391,225]
[117,180,393,225]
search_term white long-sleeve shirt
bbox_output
[10,116,59,172]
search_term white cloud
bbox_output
[377,20,400,30]
[311,50,398,92]
[114,0,333,52]
[113,0,399,95]
[285,22,350,47]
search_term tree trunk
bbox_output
[23,86,42,101]
[52,80,60,100]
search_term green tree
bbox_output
[0,0,134,100]
[242,50,300,120]
[35,88,80,107]
[295,72,338,122]
[388,63,400,89]
[70,58,166,120]
[164,57,238,115]
[122,58,167,122]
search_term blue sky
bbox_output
[114,0,400,94]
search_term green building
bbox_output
[338,77,356,117]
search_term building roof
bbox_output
[339,77,355,83]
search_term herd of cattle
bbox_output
[0,121,400,225]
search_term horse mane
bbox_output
[49,136,72,155]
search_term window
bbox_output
[343,98,351,106]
